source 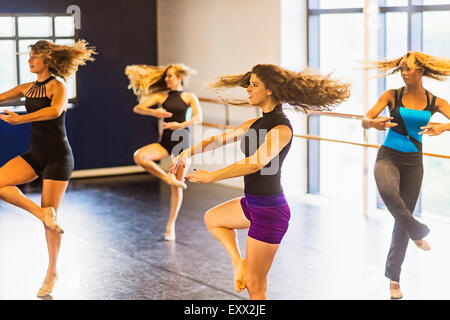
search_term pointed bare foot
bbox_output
[232,258,247,293]
[164,225,176,241]
[42,207,64,234]
[414,239,431,251]
[165,173,187,189]
[389,281,403,299]
[37,273,58,297]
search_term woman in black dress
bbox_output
[126,64,203,241]
[0,39,96,297]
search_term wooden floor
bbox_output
[1,173,449,300]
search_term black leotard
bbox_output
[240,105,292,195]
[159,90,191,156]
[20,76,74,181]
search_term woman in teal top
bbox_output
[362,51,450,299]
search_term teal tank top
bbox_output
[383,87,437,153]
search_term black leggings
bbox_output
[374,146,430,282]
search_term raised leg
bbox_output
[204,198,250,292]
[0,156,44,220]
[134,143,186,188]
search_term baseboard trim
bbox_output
[70,165,244,191]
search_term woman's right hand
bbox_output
[0,109,23,125]
[153,108,173,119]
[170,152,188,174]
[366,116,397,131]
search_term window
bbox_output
[422,9,450,218]
[319,0,364,9]
[308,0,450,218]
[318,13,365,205]
[0,14,77,110]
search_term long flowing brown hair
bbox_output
[209,64,350,112]
[366,51,450,81]
[125,64,196,99]
[30,40,97,81]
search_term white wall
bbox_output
[158,0,282,94]
[158,0,308,194]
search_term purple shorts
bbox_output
[240,193,291,244]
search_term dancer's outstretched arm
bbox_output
[185,124,292,183]
[170,117,257,173]
[1,82,67,125]
[420,97,450,136]
[133,93,172,118]
[362,89,398,130]
[0,84,28,103]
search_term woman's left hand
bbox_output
[0,110,23,125]
[185,169,214,184]
[419,124,447,136]
[163,121,183,130]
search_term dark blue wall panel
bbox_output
[0,0,159,170]
[0,121,30,163]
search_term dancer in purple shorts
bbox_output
[171,64,350,299]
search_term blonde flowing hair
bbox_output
[30,40,97,81]
[367,51,450,81]
[209,64,350,112]
[125,64,196,99]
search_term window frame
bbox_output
[307,0,450,214]
[0,13,78,108]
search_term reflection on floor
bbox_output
[0,173,449,300]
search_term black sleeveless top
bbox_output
[24,76,67,140]
[240,105,293,196]
[162,90,190,129]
